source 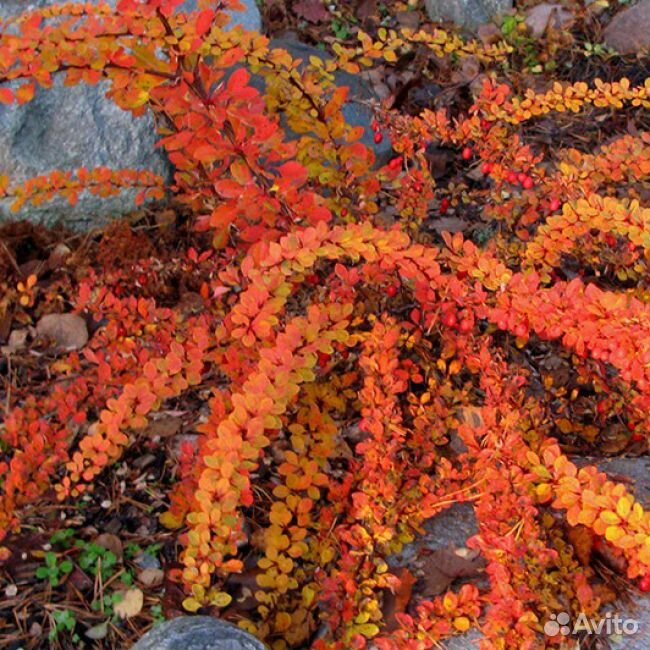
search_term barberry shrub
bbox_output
[1,1,650,648]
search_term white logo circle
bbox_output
[544,612,570,636]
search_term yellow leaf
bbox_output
[209,591,233,608]
[182,597,202,613]
[454,616,471,632]
[275,611,292,632]
[616,496,632,519]
[600,510,621,526]
[535,483,552,503]
[354,623,380,638]
[605,525,624,543]
[159,510,184,529]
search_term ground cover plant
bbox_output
[1,0,650,648]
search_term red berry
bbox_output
[522,176,534,190]
[481,163,493,175]
[307,273,320,285]
[374,132,384,144]
[596,401,608,415]
[371,120,380,132]
[461,147,473,161]
[549,198,562,212]
[440,198,451,215]
[386,284,398,298]
[414,182,423,192]
[605,234,617,247]
[341,208,348,217]
[442,311,458,328]
[318,352,332,367]
[506,171,518,184]
[389,157,402,170]
[639,575,650,592]
[459,318,473,333]
[480,119,491,131]
[517,172,527,184]
[631,433,645,443]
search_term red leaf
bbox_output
[0,88,15,105]
[277,161,308,190]
[193,144,220,163]
[196,9,215,37]
[227,68,251,93]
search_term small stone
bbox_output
[134,552,161,571]
[424,0,512,31]
[131,616,267,650]
[603,0,650,55]
[525,3,574,39]
[4,584,18,598]
[35,313,88,350]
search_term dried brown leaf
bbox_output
[293,0,330,23]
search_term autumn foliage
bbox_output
[2,1,650,648]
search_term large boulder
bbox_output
[603,0,650,55]
[131,616,267,650]
[424,0,512,31]
[0,0,261,229]
[0,2,390,230]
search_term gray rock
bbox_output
[573,456,650,506]
[603,0,650,55]
[525,3,575,40]
[0,0,261,229]
[388,503,479,568]
[424,0,512,30]
[183,0,262,34]
[131,616,267,650]
[264,38,393,166]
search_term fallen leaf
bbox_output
[138,568,164,588]
[459,407,484,429]
[395,10,419,30]
[47,243,71,271]
[36,313,88,350]
[419,547,485,597]
[382,567,417,632]
[567,525,594,567]
[94,533,123,561]
[85,621,108,640]
[147,416,183,439]
[2,329,28,354]
[113,588,144,619]
[293,0,330,23]
[477,23,502,46]
[428,217,470,234]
